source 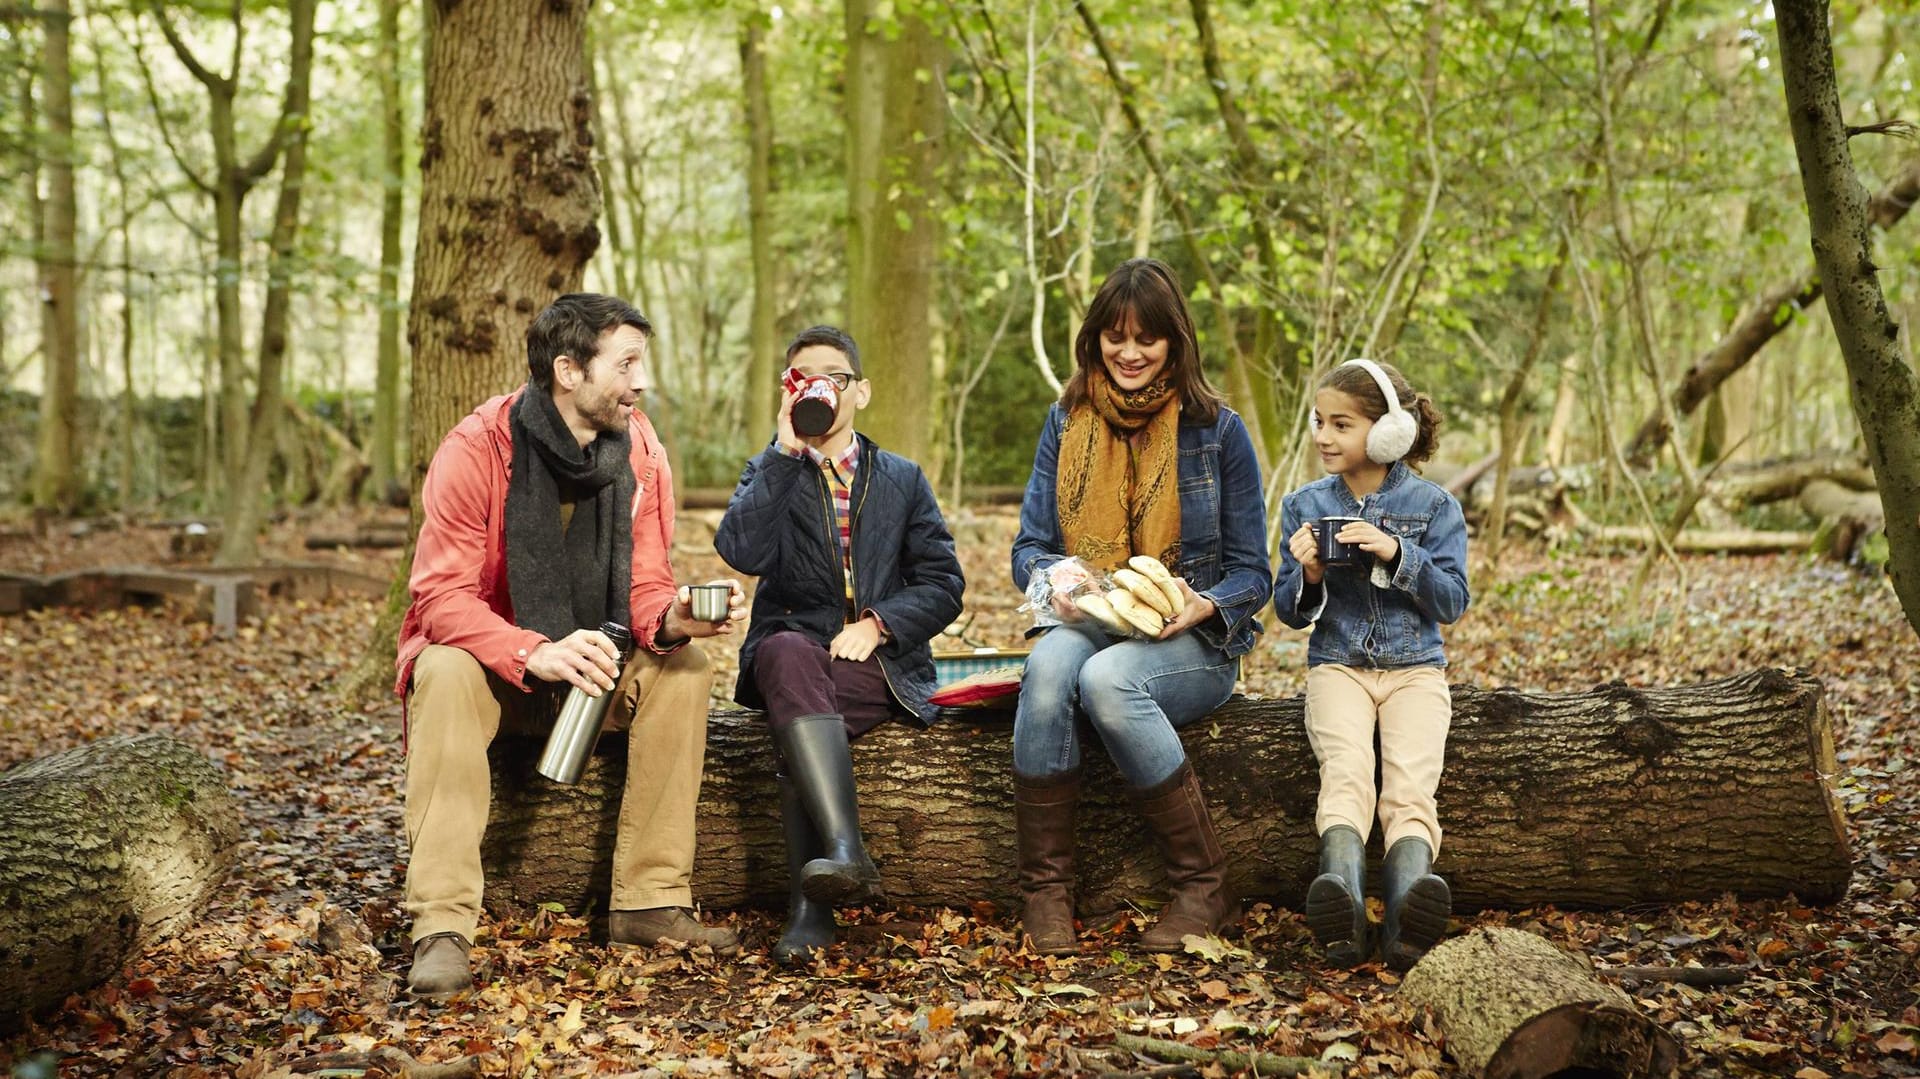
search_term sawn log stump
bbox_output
[1400,926,1684,1078]
[479,667,1850,916]
[0,733,242,1025]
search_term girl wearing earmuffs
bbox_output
[1272,358,1471,972]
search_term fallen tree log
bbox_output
[304,527,409,550]
[1800,478,1887,563]
[479,668,1850,917]
[1401,927,1682,1078]
[1579,525,1817,554]
[1714,455,1876,508]
[0,733,242,1026]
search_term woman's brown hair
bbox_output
[1062,258,1227,424]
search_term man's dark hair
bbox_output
[784,325,862,378]
[527,293,653,390]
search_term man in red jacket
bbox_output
[396,293,742,998]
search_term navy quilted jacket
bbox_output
[715,434,966,724]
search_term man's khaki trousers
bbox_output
[1304,663,1451,855]
[403,642,712,943]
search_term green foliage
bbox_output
[3,0,1918,501]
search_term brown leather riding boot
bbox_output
[1132,762,1235,952]
[1014,770,1081,955]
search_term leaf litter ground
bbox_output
[0,508,1916,1077]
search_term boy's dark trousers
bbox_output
[751,629,898,740]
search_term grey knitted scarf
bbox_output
[505,387,634,643]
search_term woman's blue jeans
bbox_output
[1012,621,1239,788]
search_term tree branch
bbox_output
[124,8,213,195]
[143,0,225,93]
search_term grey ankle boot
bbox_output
[1304,825,1369,967]
[1380,836,1450,972]
[407,932,472,998]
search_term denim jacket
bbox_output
[1012,403,1272,659]
[1273,461,1470,668]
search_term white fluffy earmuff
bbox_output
[1341,358,1418,464]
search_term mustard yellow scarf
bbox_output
[1055,369,1182,572]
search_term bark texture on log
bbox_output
[0,733,242,1023]
[1400,927,1683,1079]
[479,669,1849,916]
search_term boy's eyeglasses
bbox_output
[787,372,857,391]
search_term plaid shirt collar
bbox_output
[806,437,861,485]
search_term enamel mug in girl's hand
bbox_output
[1316,516,1367,566]
[783,368,839,437]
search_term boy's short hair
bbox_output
[784,325,862,378]
[527,293,653,390]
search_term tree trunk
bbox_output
[1776,0,1920,638]
[94,15,140,511]
[844,0,943,464]
[0,733,242,1027]
[1487,244,1568,562]
[408,0,600,497]
[346,0,602,706]
[1187,0,1289,464]
[480,668,1849,916]
[741,11,779,443]
[31,0,80,515]
[1076,0,1264,472]
[217,0,318,566]
[369,0,407,502]
[1399,927,1683,1079]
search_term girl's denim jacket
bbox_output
[1012,403,1273,659]
[1273,461,1470,668]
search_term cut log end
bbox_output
[1487,1002,1684,1079]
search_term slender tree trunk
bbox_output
[370,0,407,500]
[844,0,943,463]
[1486,242,1568,562]
[1076,0,1258,460]
[1776,0,1920,637]
[1543,352,1580,467]
[217,0,318,565]
[741,11,779,440]
[117,204,136,508]
[213,169,248,496]
[31,0,80,515]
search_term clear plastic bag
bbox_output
[1020,556,1109,631]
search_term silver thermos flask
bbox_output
[534,621,633,784]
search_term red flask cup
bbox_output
[785,370,840,437]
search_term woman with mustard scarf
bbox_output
[1009,258,1273,954]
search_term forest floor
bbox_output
[0,506,1916,1078]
